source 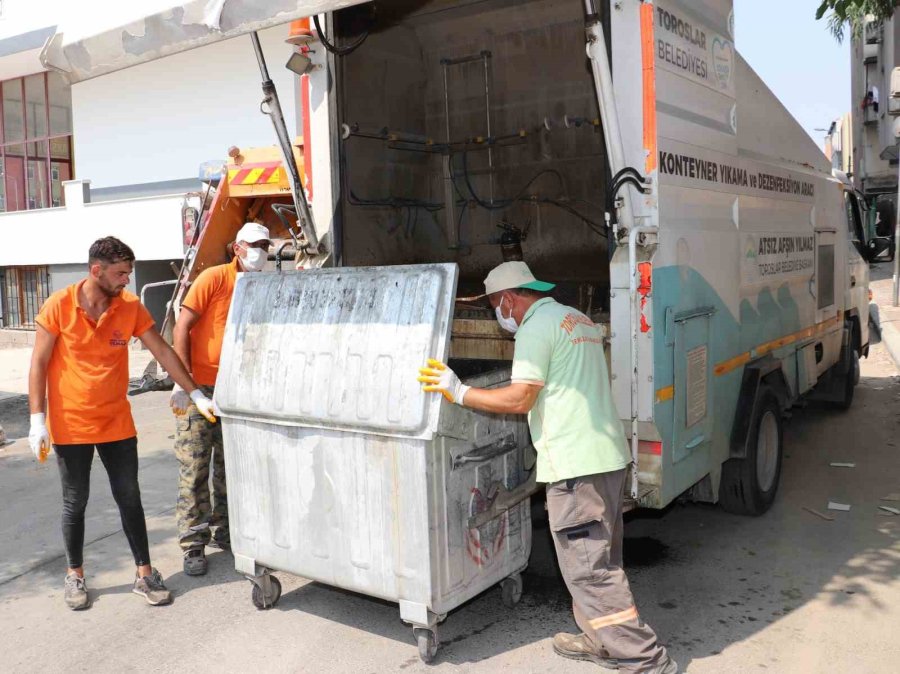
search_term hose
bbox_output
[271,203,300,248]
[611,166,645,185]
[612,175,650,197]
[313,14,369,56]
[460,145,565,211]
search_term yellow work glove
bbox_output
[28,413,51,463]
[417,359,470,405]
[169,384,190,416]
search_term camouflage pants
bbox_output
[174,385,228,551]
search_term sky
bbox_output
[735,0,850,150]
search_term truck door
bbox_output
[843,191,870,350]
[671,307,715,464]
[813,226,840,374]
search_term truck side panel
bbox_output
[626,0,848,507]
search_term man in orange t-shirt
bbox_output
[170,222,271,575]
[28,236,216,611]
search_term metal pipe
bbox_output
[482,50,495,209]
[441,53,488,66]
[627,225,658,501]
[275,242,293,272]
[139,280,178,308]
[441,60,458,247]
[250,31,321,255]
[585,16,636,232]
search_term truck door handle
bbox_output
[685,435,706,450]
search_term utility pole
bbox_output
[892,67,900,306]
[894,171,900,305]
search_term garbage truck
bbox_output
[42,0,871,662]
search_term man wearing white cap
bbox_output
[419,261,676,674]
[170,222,271,575]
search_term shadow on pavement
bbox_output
[245,370,900,671]
[0,394,28,441]
[2,373,899,672]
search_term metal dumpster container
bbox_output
[215,263,533,662]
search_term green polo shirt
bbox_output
[511,298,630,483]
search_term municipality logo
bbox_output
[745,240,757,261]
[712,37,734,90]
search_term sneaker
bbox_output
[132,568,173,606]
[183,548,208,576]
[552,632,619,669]
[64,573,91,610]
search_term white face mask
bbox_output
[240,246,265,272]
[495,295,519,333]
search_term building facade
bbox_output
[0,0,299,335]
[826,112,854,176]
[850,14,898,238]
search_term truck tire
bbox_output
[719,387,783,516]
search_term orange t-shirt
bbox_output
[36,280,155,445]
[181,258,239,386]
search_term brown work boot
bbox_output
[552,632,619,669]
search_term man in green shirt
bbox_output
[419,261,676,674]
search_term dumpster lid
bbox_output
[215,263,458,440]
[40,0,372,84]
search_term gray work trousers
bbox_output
[547,469,669,673]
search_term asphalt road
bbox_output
[1,342,899,673]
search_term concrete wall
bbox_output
[47,263,144,297]
[134,260,178,329]
[48,263,86,293]
[338,0,608,295]
[0,180,190,267]
[852,18,897,193]
[71,25,297,189]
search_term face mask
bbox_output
[495,295,519,333]
[240,246,265,272]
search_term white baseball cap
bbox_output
[235,222,271,244]
[483,261,555,296]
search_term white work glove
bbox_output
[418,359,470,405]
[28,413,51,463]
[169,384,190,416]
[190,389,218,424]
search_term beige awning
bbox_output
[40,0,370,83]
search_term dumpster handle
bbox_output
[452,432,517,469]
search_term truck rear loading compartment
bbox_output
[334,0,614,301]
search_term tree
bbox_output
[816,0,898,42]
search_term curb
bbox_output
[870,301,900,370]
[881,321,900,371]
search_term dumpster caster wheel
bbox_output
[501,573,523,608]
[414,628,438,663]
[251,575,282,610]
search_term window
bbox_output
[1,265,50,329]
[0,72,73,213]
[817,245,835,310]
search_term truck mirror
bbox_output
[893,117,900,139]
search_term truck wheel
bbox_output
[719,387,783,516]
